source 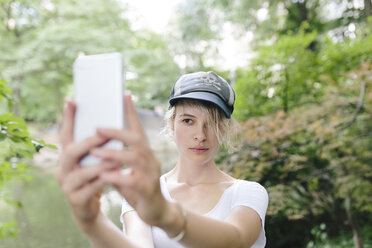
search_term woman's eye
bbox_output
[182,119,193,124]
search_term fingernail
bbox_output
[64,100,70,109]
[64,99,75,110]
[124,91,132,96]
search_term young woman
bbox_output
[57,71,269,248]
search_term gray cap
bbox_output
[169,71,235,118]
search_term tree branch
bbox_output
[341,82,366,130]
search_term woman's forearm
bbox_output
[158,202,244,248]
[80,212,139,248]
[182,210,243,248]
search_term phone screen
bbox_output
[73,53,125,166]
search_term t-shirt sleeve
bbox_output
[120,197,135,233]
[232,181,269,225]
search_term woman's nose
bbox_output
[194,125,207,142]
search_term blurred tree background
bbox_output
[1,0,371,247]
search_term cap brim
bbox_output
[169,91,231,118]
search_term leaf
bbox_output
[0,221,18,238]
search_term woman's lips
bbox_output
[189,147,209,154]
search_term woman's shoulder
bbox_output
[231,179,269,203]
[228,179,269,220]
[235,179,266,190]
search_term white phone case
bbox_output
[73,53,125,166]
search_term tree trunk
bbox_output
[296,0,317,51]
[365,0,372,17]
[296,1,308,26]
[345,195,364,248]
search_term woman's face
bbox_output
[173,104,220,166]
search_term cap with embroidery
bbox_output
[169,71,235,118]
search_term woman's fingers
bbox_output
[59,135,109,177]
[90,146,160,174]
[68,178,106,207]
[62,159,120,192]
[62,164,103,193]
[100,167,160,198]
[90,147,135,164]
[96,128,141,147]
[60,100,76,148]
[100,168,134,189]
[124,94,147,137]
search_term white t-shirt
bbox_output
[121,175,269,248]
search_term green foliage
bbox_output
[234,24,322,118]
[0,221,17,238]
[307,225,372,248]
[234,22,372,121]
[221,63,372,246]
[0,0,180,122]
[307,223,329,247]
[210,0,368,42]
[0,79,54,238]
[318,24,372,83]
[169,0,223,71]
[0,79,13,106]
[125,30,180,109]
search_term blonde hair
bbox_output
[162,99,237,150]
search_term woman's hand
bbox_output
[90,94,168,227]
[56,101,120,230]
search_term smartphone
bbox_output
[73,52,125,166]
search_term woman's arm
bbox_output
[57,100,143,248]
[77,211,156,248]
[123,211,154,248]
[84,206,154,248]
[160,202,262,248]
[80,212,138,248]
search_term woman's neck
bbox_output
[165,158,228,186]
